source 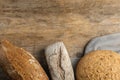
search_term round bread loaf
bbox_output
[76,50,120,80]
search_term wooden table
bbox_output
[0,0,120,79]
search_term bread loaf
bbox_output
[45,42,75,80]
[76,50,120,80]
[0,40,49,80]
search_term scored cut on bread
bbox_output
[45,42,75,80]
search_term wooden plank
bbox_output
[0,0,120,79]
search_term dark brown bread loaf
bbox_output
[0,40,49,80]
[76,50,120,80]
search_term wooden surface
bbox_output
[0,0,120,79]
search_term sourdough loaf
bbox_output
[45,42,75,80]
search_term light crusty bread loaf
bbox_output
[0,40,49,80]
[45,42,75,80]
[76,50,120,80]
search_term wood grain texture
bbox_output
[0,0,120,79]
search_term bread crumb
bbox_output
[29,59,35,64]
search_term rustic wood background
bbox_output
[0,0,120,79]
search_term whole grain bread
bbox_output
[76,50,120,80]
[0,40,49,80]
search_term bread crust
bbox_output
[76,50,120,80]
[0,40,49,80]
